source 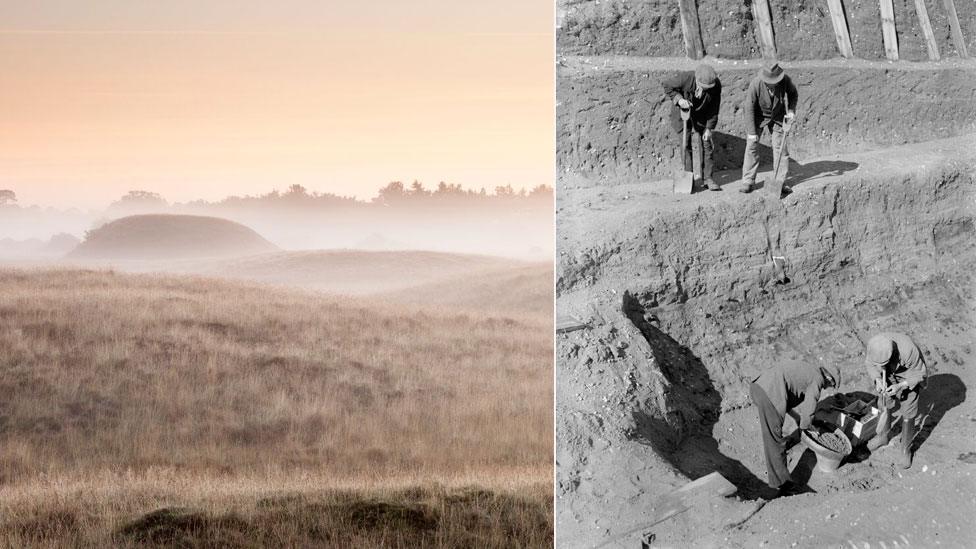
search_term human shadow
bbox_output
[788,449,819,486]
[913,373,966,452]
[621,292,769,500]
[708,131,859,189]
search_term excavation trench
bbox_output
[556,154,975,507]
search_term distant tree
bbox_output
[409,180,429,197]
[374,181,407,204]
[120,190,165,203]
[0,189,17,205]
[286,184,307,196]
[494,185,514,197]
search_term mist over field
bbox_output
[0,182,553,261]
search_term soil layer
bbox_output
[557,0,976,61]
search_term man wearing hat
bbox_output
[864,332,927,468]
[663,63,722,191]
[750,360,841,497]
[740,61,798,195]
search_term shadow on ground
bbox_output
[705,132,859,188]
[915,373,966,451]
[621,292,769,500]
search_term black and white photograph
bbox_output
[555,1,976,547]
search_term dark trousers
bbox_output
[679,122,714,180]
[750,382,791,489]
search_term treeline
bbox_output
[105,182,552,214]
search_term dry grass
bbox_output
[0,268,552,546]
[0,470,551,548]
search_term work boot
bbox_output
[776,480,813,498]
[900,418,916,469]
[705,178,721,191]
[739,181,754,194]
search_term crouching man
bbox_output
[864,333,928,468]
[662,63,721,191]
[749,361,841,497]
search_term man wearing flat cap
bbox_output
[750,360,841,497]
[663,63,722,192]
[740,61,798,195]
[864,332,927,468]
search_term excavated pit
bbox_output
[555,136,975,545]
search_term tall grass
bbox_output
[0,268,553,546]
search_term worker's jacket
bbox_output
[754,361,833,430]
[865,332,927,390]
[743,75,798,136]
[663,70,721,133]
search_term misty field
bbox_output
[0,268,552,547]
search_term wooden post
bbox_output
[943,0,969,58]
[914,0,940,61]
[879,0,899,60]
[752,0,777,59]
[677,0,705,59]
[826,0,855,58]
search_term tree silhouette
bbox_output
[0,189,17,206]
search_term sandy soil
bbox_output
[555,134,976,547]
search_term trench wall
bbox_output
[558,160,976,409]
[557,65,976,183]
[557,0,976,61]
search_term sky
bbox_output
[0,1,553,209]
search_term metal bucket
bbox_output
[801,427,852,473]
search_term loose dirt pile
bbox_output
[558,57,976,185]
[557,0,976,60]
[810,432,849,454]
[556,133,976,546]
[69,214,277,260]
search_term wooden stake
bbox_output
[943,0,969,58]
[752,0,777,59]
[826,0,855,58]
[914,0,940,61]
[677,0,705,59]
[879,0,899,60]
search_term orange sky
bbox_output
[0,2,553,209]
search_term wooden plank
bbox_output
[556,315,588,334]
[827,0,855,58]
[879,0,899,60]
[752,0,777,59]
[914,0,941,60]
[943,0,969,58]
[676,0,705,59]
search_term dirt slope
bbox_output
[557,0,976,60]
[69,214,277,260]
[555,135,976,547]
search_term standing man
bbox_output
[663,63,722,192]
[740,61,798,196]
[749,361,841,497]
[864,333,928,468]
